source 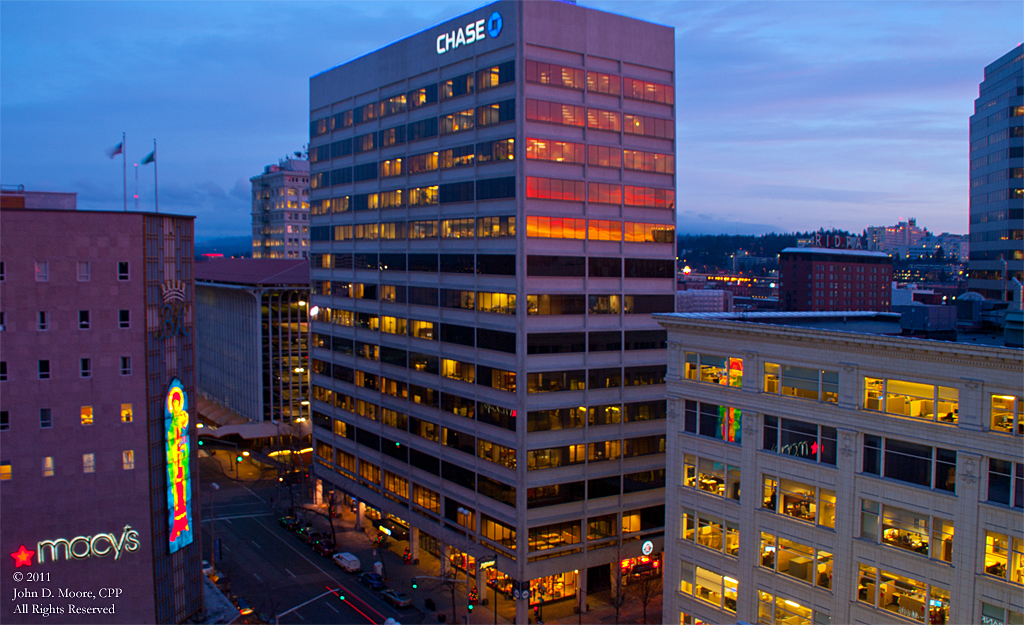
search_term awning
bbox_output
[196,396,248,427]
[205,421,303,440]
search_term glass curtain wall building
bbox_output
[968,44,1022,301]
[308,2,675,622]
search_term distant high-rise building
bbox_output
[779,247,892,312]
[251,157,311,259]
[968,44,1023,301]
[865,218,928,253]
[308,2,676,621]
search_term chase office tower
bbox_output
[308,1,676,619]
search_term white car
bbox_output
[202,560,214,576]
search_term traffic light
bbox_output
[467,602,473,613]
[198,440,204,446]
[338,591,345,601]
[411,577,418,589]
[236,456,243,463]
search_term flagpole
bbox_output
[153,138,159,214]
[122,132,127,212]
[134,164,139,211]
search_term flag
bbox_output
[141,151,155,165]
[107,142,123,159]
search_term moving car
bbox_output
[359,572,386,590]
[380,589,412,608]
[278,516,300,531]
[234,596,254,616]
[333,552,361,573]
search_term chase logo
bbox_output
[487,12,503,38]
[436,11,503,55]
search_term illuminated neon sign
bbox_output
[36,527,141,564]
[166,379,193,553]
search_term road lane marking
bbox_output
[242,484,266,502]
[201,513,274,523]
[325,603,339,613]
[286,568,296,577]
[251,518,391,621]
[252,573,262,582]
[251,540,262,549]
[293,611,305,620]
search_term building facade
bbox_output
[196,259,310,424]
[968,44,1023,302]
[251,157,311,259]
[656,311,1024,625]
[308,2,675,622]
[0,206,202,624]
[779,247,892,312]
[865,218,929,253]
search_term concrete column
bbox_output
[356,501,365,530]
[475,566,486,603]
[577,568,587,613]
[830,427,859,625]
[738,407,760,624]
[514,595,527,625]
[951,452,983,625]
[410,526,420,562]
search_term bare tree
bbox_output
[608,563,630,624]
[627,575,662,624]
[437,552,462,624]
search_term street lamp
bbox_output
[209,483,220,566]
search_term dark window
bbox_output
[623,469,666,493]
[441,394,475,420]
[407,287,438,307]
[38,360,50,380]
[332,364,354,384]
[625,258,675,278]
[40,408,52,428]
[0,410,7,431]
[864,434,881,474]
[477,254,516,276]
[441,72,475,99]
[624,365,665,386]
[477,329,516,354]
[117,262,130,280]
[478,475,515,507]
[589,367,622,389]
[79,310,90,329]
[988,459,1024,508]
[528,481,585,508]
[332,337,354,356]
[527,294,585,315]
[589,331,622,352]
[624,295,674,314]
[379,253,406,272]
[441,461,475,490]
[381,437,407,462]
[441,254,475,274]
[311,226,332,242]
[476,176,516,200]
[408,83,438,109]
[439,181,474,204]
[356,428,381,451]
[353,253,378,270]
[331,168,353,186]
[353,162,378,182]
[0,361,6,381]
[407,117,439,142]
[331,138,353,158]
[684,400,697,433]
[623,330,666,351]
[528,333,585,354]
[589,257,621,277]
[380,346,407,368]
[409,352,439,374]
[527,255,584,277]
[440,289,475,310]
[410,448,440,474]
[440,323,475,348]
[625,401,666,422]
[884,439,932,488]
[378,125,407,147]
[587,476,621,499]
[478,402,516,431]
[407,254,438,273]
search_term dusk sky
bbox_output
[1,1,1020,241]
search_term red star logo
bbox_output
[811,441,820,455]
[11,545,34,568]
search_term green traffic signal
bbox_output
[411,578,418,589]
[198,440,204,446]
[236,456,243,462]
[468,604,474,612]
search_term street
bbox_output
[199,452,424,625]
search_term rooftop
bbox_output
[780,247,891,259]
[194,258,309,286]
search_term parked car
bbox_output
[333,552,361,573]
[359,572,386,590]
[380,589,412,608]
[293,525,313,540]
[278,516,300,531]
[300,530,324,546]
[202,560,214,576]
[234,596,254,616]
[313,539,336,557]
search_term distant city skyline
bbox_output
[1,0,1020,240]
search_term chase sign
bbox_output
[437,11,502,55]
